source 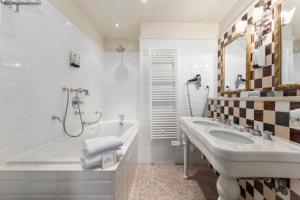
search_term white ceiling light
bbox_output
[141,0,147,3]
[115,23,120,28]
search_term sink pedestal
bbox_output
[217,175,240,200]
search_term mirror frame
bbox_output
[274,1,300,90]
[220,29,252,95]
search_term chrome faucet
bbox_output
[263,131,273,140]
[253,125,262,136]
[240,125,253,133]
[225,119,233,126]
[119,114,125,126]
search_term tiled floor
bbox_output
[129,163,218,200]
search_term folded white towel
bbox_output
[290,109,300,119]
[82,136,123,157]
[81,149,124,170]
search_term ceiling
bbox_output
[75,0,239,39]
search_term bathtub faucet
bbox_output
[119,114,125,126]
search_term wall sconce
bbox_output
[252,6,264,24]
[252,1,272,48]
[281,7,296,26]
[236,20,247,35]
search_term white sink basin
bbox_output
[210,130,254,144]
[193,120,220,127]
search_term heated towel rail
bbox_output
[150,49,179,140]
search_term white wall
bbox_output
[139,39,217,163]
[48,0,104,48]
[140,22,219,40]
[0,0,104,163]
[103,52,139,120]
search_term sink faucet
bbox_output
[119,114,125,126]
[253,125,262,136]
[263,131,273,140]
[225,119,233,126]
[241,125,253,133]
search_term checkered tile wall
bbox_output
[209,99,300,144]
[216,0,300,199]
[208,99,300,200]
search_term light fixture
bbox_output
[66,21,72,26]
[235,20,247,35]
[252,6,264,23]
[141,0,147,3]
[115,23,120,28]
[281,7,296,26]
[252,1,272,48]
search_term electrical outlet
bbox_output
[171,140,180,146]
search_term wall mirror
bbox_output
[221,33,250,94]
[275,0,300,90]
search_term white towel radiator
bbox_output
[150,49,179,140]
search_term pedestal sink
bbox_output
[180,117,300,200]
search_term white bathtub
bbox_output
[0,120,139,200]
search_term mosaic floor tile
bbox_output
[129,164,218,200]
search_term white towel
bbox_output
[290,109,300,119]
[82,136,123,157]
[81,149,124,170]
